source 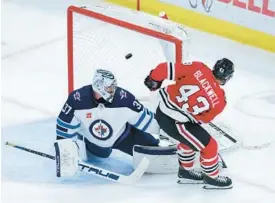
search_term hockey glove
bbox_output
[144,75,163,91]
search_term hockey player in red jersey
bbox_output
[144,58,235,189]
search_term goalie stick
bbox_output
[5,142,149,185]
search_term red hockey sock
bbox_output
[200,137,219,178]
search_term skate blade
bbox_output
[203,184,233,190]
[177,179,204,184]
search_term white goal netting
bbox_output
[68,3,190,99]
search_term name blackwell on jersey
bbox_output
[194,70,220,108]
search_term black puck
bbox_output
[125,53,133,59]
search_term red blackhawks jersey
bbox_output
[150,62,226,123]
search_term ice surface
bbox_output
[1,0,275,203]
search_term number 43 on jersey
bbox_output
[176,85,210,115]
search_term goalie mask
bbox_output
[212,58,234,85]
[92,69,117,103]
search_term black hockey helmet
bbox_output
[212,58,234,85]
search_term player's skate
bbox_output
[203,174,233,189]
[177,166,203,184]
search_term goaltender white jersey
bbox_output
[56,85,159,148]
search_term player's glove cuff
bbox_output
[144,75,162,91]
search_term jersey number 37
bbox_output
[176,85,210,115]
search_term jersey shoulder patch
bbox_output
[112,87,144,112]
[68,85,94,110]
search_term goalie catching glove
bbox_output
[144,74,163,91]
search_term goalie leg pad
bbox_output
[133,145,178,174]
[54,139,79,177]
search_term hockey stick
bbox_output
[218,153,227,169]
[208,122,237,143]
[5,142,149,184]
[139,94,271,150]
[208,123,272,150]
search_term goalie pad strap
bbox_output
[134,145,176,155]
[54,142,61,177]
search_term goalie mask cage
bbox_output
[67,3,189,96]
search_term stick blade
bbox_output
[119,157,150,184]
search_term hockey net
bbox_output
[67,2,190,100]
[67,3,242,153]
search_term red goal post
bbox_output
[67,3,189,94]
